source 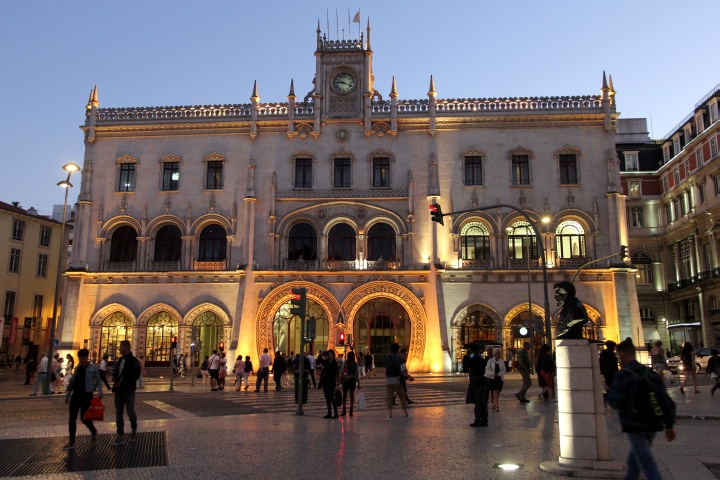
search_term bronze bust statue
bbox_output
[554,281,589,340]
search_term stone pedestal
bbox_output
[540,339,624,478]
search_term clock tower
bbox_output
[313,20,374,120]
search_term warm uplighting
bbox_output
[63,162,81,172]
[494,463,522,471]
[541,216,551,223]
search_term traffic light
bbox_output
[429,203,444,225]
[171,335,177,349]
[218,341,225,351]
[306,317,317,340]
[620,245,628,260]
[290,287,307,319]
[338,332,345,345]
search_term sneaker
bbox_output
[323,414,333,419]
[386,416,394,420]
[404,413,413,420]
[110,434,126,445]
[520,398,531,403]
[63,442,75,450]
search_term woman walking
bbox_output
[707,348,719,395]
[233,355,245,391]
[485,348,506,411]
[63,354,75,391]
[679,342,700,393]
[340,351,361,416]
[320,350,339,419]
[650,340,668,381]
[243,356,253,390]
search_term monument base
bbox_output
[540,460,624,478]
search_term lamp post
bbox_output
[43,163,80,395]
[431,203,553,349]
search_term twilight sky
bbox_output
[1,1,718,214]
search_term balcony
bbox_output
[148,260,181,272]
[281,257,402,271]
[193,260,227,271]
[667,268,720,292]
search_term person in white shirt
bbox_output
[307,352,317,387]
[30,354,48,396]
[255,348,272,392]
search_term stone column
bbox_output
[540,339,623,478]
[709,230,719,269]
[688,235,697,277]
[673,243,681,281]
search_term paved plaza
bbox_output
[0,370,718,479]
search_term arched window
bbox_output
[632,252,653,285]
[154,225,182,262]
[145,311,178,364]
[198,225,226,261]
[460,313,496,346]
[555,220,586,259]
[288,223,317,260]
[273,298,329,355]
[109,226,138,262]
[461,222,490,259]
[353,298,410,368]
[327,223,356,260]
[99,312,133,360]
[507,221,538,259]
[192,311,224,365]
[367,223,396,261]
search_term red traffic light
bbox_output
[429,203,444,225]
[338,333,345,345]
[219,341,225,350]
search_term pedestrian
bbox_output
[200,355,210,386]
[607,339,676,480]
[396,348,414,405]
[506,348,514,372]
[467,344,489,427]
[54,357,65,393]
[137,355,145,389]
[462,351,472,377]
[233,355,245,391]
[30,353,48,396]
[339,351,361,416]
[599,341,619,389]
[320,349,339,419]
[514,341,532,403]
[306,351,317,387]
[357,350,365,378]
[650,340,667,379]
[243,355,253,390]
[707,348,719,395]
[14,354,21,374]
[111,340,141,445]
[255,348,272,392]
[485,348,506,412]
[25,357,36,386]
[63,348,103,450]
[217,352,227,390]
[679,342,700,394]
[284,351,294,387]
[99,354,112,390]
[272,351,286,390]
[537,344,554,401]
[208,350,221,391]
[385,343,411,420]
[364,350,374,378]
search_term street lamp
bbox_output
[43,162,80,395]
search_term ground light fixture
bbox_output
[493,463,523,471]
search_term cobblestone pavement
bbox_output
[0,370,719,479]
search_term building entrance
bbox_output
[352,298,410,367]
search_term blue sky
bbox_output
[1,1,718,214]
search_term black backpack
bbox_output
[385,353,402,377]
[625,367,664,425]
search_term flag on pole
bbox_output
[353,10,360,23]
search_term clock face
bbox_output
[332,73,355,94]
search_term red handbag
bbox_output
[82,397,105,422]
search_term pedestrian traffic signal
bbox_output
[290,287,307,319]
[620,244,628,260]
[429,203,444,225]
[218,341,225,351]
[171,336,177,349]
[305,317,317,340]
[338,332,345,345]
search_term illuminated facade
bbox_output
[58,24,639,371]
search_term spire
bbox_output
[288,79,295,98]
[86,85,99,109]
[608,74,615,93]
[366,18,371,50]
[602,71,608,90]
[317,18,321,34]
[251,80,259,101]
[390,76,398,97]
[608,74,616,106]
[428,75,436,96]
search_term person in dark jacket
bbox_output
[320,350,339,418]
[466,344,488,427]
[111,340,141,445]
[272,351,286,390]
[607,339,676,480]
[599,340,619,389]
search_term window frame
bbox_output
[464,155,483,186]
[559,154,578,184]
[36,253,48,278]
[555,220,587,259]
[39,226,51,247]
[162,161,181,191]
[372,157,391,188]
[203,152,226,191]
[511,154,530,185]
[699,183,706,204]
[624,151,639,171]
[711,137,718,159]
[11,219,24,241]
[333,157,352,188]
[117,162,137,192]
[3,291,16,317]
[628,206,644,228]
[8,248,21,273]
[294,157,313,189]
[460,221,491,260]
[628,181,641,198]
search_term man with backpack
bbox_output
[607,339,676,480]
[385,343,411,420]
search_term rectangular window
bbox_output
[673,138,681,155]
[464,156,483,186]
[162,162,180,191]
[663,147,670,164]
[118,163,136,192]
[684,159,691,175]
[333,158,351,188]
[372,157,391,187]
[699,183,706,204]
[511,155,530,185]
[559,154,577,184]
[686,190,693,211]
[8,248,21,273]
[3,291,16,317]
[36,253,48,277]
[663,176,669,192]
[11,219,23,241]
[705,243,713,270]
[673,198,680,219]
[715,174,720,195]
[625,153,639,171]
[711,138,718,159]
[628,181,641,197]
[673,168,680,185]
[711,103,718,123]
[206,161,224,189]
[39,226,51,247]
[294,158,312,188]
[697,149,704,166]
[629,207,644,228]
[665,203,673,224]
[696,117,704,134]
[32,294,43,318]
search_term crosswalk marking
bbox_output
[144,399,198,418]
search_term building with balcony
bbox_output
[0,201,65,360]
[619,84,720,355]
[58,24,639,371]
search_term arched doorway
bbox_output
[508,309,543,368]
[191,311,225,366]
[272,299,329,355]
[145,311,179,366]
[353,298,410,367]
[99,311,133,361]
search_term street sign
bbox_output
[53,339,59,348]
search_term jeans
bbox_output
[256,368,269,391]
[69,392,97,442]
[517,369,532,399]
[114,391,138,435]
[625,432,660,480]
[32,373,47,395]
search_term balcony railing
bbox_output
[667,268,720,292]
[105,262,136,272]
[193,260,227,271]
[148,260,181,272]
